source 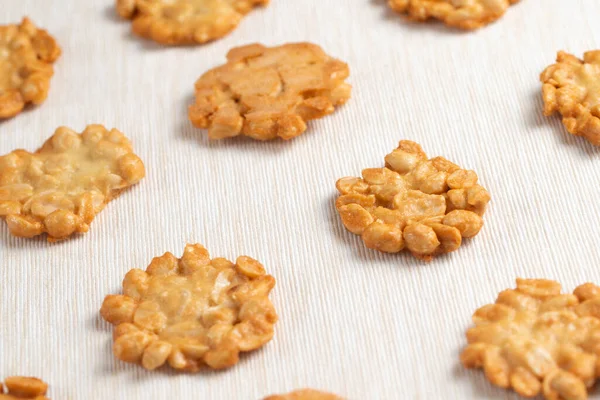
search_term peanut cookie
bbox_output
[100,244,278,371]
[1,377,49,399]
[335,140,490,261]
[0,125,145,241]
[188,43,351,140]
[336,140,490,261]
[388,0,520,30]
[541,51,600,146]
[264,389,343,400]
[116,0,269,45]
[462,279,600,400]
[0,18,61,119]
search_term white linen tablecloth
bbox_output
[2,1,600,399]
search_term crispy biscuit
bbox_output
[462,279,600,400]
[0,377,49,400]
[541,51,600,146]
[188,43,351,141]
[0,125,145,241]
[264,389,343,400]
[116,0,269,45]
[100,244,278,371]
[0,18,61,119]
[335,140,490,261]
[388,0,520,30]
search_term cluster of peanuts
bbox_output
[188,42,352,141]
[388,0,521,30]
[462,279,600,400]
[0,125,145,241]
[0,18,60,119]
[115,0,269,45]
[100,244,278,371]
[336,140,490,260]
[541,50,600,146]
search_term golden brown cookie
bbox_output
[0,377,49,400]
[461,279,600,400]
[264,389,343,400]
[541,51,600,146]
[116,0,269,45]
[0,18,61,119]
[100,244,278,371]
[335,140,490,261]
[388,0,520,30]
[0,125,145,241]
[188,43,351,141]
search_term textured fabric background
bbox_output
[1,1,600,399]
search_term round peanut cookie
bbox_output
[264,389,343,400]
[0,18,61,119]
[462,279,600,400]
[1,376,49,400]
[188,43,352,141]
[541,51,600,146]
[116,0,268,45]
[335,140,490,261]
[0,125,145,241]
[388,0,520,30]
[100,244,278,371]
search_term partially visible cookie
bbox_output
[461,279,600,400]
[264,389,343,400]
[335,140,490,261]
[541,51,600,146]
[188,42,351,141]
[116,0,269,45]
[100,244,278,371]
[1,376,49,399]
[388,0,520,30]
[0,125,145,241]
[0,18,61,119]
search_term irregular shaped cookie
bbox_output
[264,389,343,400]
[0,125,145,241]
[100,244,278,371]
[116,0,269,45]
[388,0,520,30]
[541,51,600,146]
[0,18,61,119]
[188,43,351,140]
[462,279,600,400]
[335,140,490,261]
[1,376,49,399]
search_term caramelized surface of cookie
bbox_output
[541,51,600,145]
[0,125,145,241]
[189,42,351,141]
[116,0,269,45]
[335,140,490,261]
[0,18,60,119]
[462,279,600,400]
[100,244,278,371]
[388,0,520,30]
